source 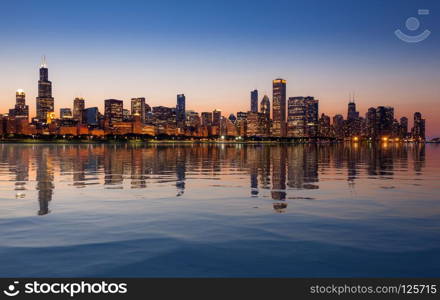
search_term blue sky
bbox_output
[0,0,439,136]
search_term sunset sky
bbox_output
[0,0,439,137]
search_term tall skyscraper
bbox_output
[260,95,270,119]
[131,97,146,123]
[84,107,99,126]
[412,112,425,140]
[11,89,29,118]
[272,78,286,137]
[176,94,186,127]
[104,99,123,125]
[212,109,222,127]
[400,116,408,138]
[287,97,307,137]
[347,101,359,121]
[250,89,258,113]
[73,97,85,122]
[376,106,394,137]
[305,97,319,137]
[36,57,54,123]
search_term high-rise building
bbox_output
[104,99,123,125]
[213,109,222,127]
[347,101,359,121]
[73,97,85,122]
[260,95,270,119]
[333,114,344,138]
[412,112,425,140]
[376,106,394,138]
[287,97,307,137]
[131,97,146,123]
[85,107,99,126]
[272,78,286,137]
[176,94,186,127]
[305,97,319,137]
[250,89,258,113]
[366,107,377,138]
[36,57,54,123]
[228,113,237,124]
[318,113,331,137]
[11,89,29,118]
[400,117,408,138]
[60,108,72,119]
[201,112,213,126]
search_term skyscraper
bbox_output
[412,112,425,140]
[347,101,359,121]
[11,89,29,118]
[73,97,85,122]
[131,97,146,123]
[287,97,307,137]
[104,99,123,125]
[176,94,186,127]
[260,95,270,119]
[201,112,213,126]
[250,89,258,113]
[84,107,99,126]
[36,57,54,123]
[212,109,222,127]
[272,78,286,137]
[400,116,408,138]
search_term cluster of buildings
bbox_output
[0,60,426,141]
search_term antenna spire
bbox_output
[41,55,47,68]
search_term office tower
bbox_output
[73,97,85,122]
[272,78,287,137]
[131,97,146,123]
[250,89,258,113]
[176,94,186,127]
[123,109,131,121]
[347,101,359,121]
[186,111,200,127]
[366,107,377,139]
[60,108,72,119]
[399,117,408,138]
[319,113,331,137]
[236,111,248,121]
[260,95,270,119]
[152,106,174,125]
[333,114,344,138]
[212,109,222,127]
[376,106,394,137]
[228,113,237,124]
[11,89,29,118]
[36,56,54,123]
[85,107,99,126]
[104,99,123,125]
[201,112,213,126]
[412,112,425,140]
[305,96,319,137]
[287,97,307,137]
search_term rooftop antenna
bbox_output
[41,55,47,68]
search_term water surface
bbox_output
[0,143,439,277]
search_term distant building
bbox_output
[10,89,29,119]
[73,97,85,122]
[60,108,72,119]
[201,112,213,126]
[104,99,123,125]
[250,89,258,113]
[376,106,394,138]
[412,112,425,140]
[85,107,99,126]
[400,117,408,138]
[131,97,146,123]
[213,109,221,127]
[36,57,54,124]
[287,97,307,137]
[272,78,286,137]
[176,94,186,128]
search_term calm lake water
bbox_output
[0,143,439,277]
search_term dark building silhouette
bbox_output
[272,78,287,137]
[250,89,258,113]
[36,57,54,123]
[176,94,186,127]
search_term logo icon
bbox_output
[3,281,20,297]
[395,9,431,43]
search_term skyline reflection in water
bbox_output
[0,143,439,277]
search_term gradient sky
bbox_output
[0,0,439,137]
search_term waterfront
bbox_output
[0,143,439,277]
